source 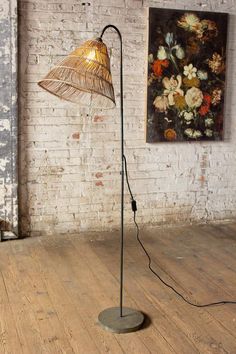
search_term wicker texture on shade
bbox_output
[38,39,116,109]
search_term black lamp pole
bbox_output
[101,24,124,318]
[97,25,144,333]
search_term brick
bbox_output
[18,0,236,236]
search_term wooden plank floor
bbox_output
[0,222,236,353]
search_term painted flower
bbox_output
[192,130,202,139]
[197,70,208,80]
[153,95,169,112]
[203,93,211,106]
[177,13,201,32]
[185,87,203,108]
[184,63,197,80]
[148,54,154,63]
[162,75,184,106]
[202,20,218,34]
[199,93,211,116]
[197,20,218,41]
[165,32,174,46]
[157,46,167,60]
[185,129,202,139]
[179,111,193,125]
[175,45,185,59]
[205,129,213,137]
[156,34,185,71]
[174,95,186,110]
[184,128,194,138]
[205,118,214,127]
[184,111,194,121]
[148,73,155,86]
[164,128,177,141]
[211,88,222,105]
[178,14,218,42]
[152,59,169,78]
[207,53,225,74]
[199,105,210,116]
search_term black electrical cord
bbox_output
[123,154,236,308]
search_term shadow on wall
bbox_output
[223,13,235,142]
[18,0,32,237]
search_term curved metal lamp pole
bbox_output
[97,25,144,333]
[38,23,144,334]
[101,25,124,318]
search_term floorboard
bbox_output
[0,222,236,353]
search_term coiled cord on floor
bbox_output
[123,154,236,308]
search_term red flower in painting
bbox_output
[199,93,211,116]
[199,105,210,116]
[152,59,169,78]
[203,93,211,106]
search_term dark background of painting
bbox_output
[146,8,228,143]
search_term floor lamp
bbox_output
[38,25,144,333]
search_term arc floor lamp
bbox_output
[38,25,144,333]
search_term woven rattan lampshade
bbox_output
[38,39,115,109]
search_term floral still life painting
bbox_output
[146,8,228,142]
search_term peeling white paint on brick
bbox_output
[0,119,10,131]
[0,157,9,172]
[0,0,18,235]
[0,104,10,113]
[19,0,236,236]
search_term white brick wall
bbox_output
[19,0,236,236]
[0,0,18,236]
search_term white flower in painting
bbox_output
[153,95,169,112]
[205,118,214,127]
[183,111,194,121]
[175,45,185,59]
[197,70,208,80]
[165,32,174,46]
[148,54,154,63]
[185,87,203,108]
[208,53,224,74]
[178,13,201,32]
[205,129,213,137]
[184,128,202,139]
[184,128,194,138]
[211,88,222,106]
[184,63,197,80]
[162,75,184,106]
[192,130,202,139]
[157,46,167,60]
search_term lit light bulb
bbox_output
[86,50,96,62]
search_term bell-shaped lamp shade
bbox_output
[38,39,116,109]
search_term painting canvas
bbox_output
[146,8,228,142]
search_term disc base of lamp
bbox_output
[98,307,144,334]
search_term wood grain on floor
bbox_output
[0,222,236,353]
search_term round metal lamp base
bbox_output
[98,307,144,334]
